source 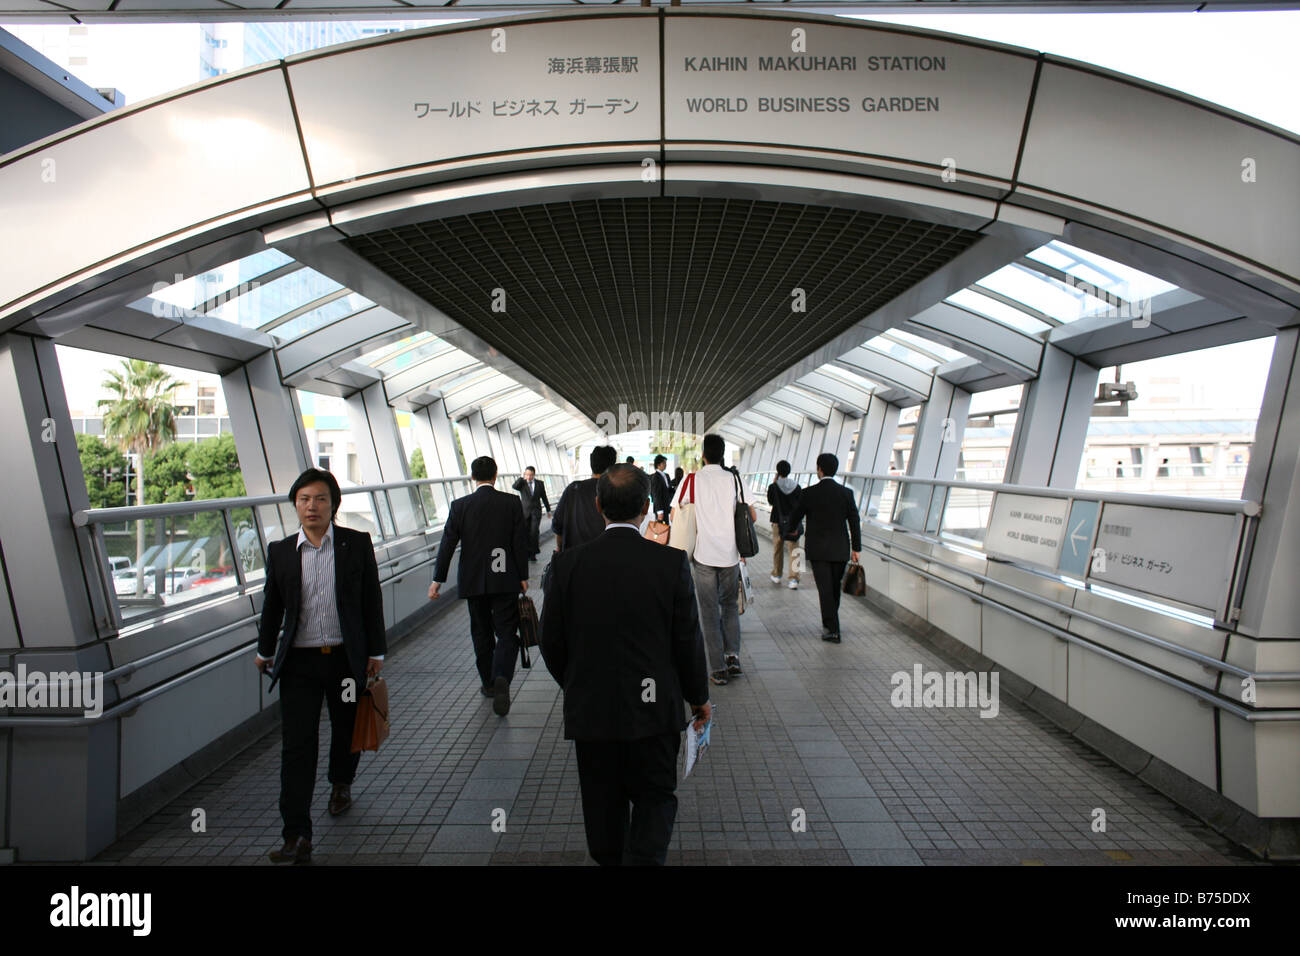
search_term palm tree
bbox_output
[99,359,182,595]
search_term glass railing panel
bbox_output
[335,493,381,538]
[229,506,266,585]
[893,482,932,531]
[113,512,239,622]
[941,487,994,543]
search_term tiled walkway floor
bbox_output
[92,553,1259,866]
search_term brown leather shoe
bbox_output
[328,783,352,816]
[269,836,312,865]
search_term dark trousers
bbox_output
[278,647,360,842]
[810,559,847,635]
[467,593,520,688]
[525,508,542,555]
[574,733,680,866]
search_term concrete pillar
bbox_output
[467,411,491,467]
[1238,328,1300,639]
[345,381,417,534]
[411,398,462,520]
[0,332,117,860]
[848,395,901,517]
[1004,346,1098,488]
[903,378,972,531]
[222,349,312,512]
[792,421,816,472]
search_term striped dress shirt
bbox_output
[293,526,345,649]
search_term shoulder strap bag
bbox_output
[729,468,760,559]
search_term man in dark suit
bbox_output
[650,454,675,523]
[429,455,529,716]
[511,466,551,560]
[255,467,386,865]
[786,452,861,644]
[552,444,617,552]
[541,464,711,866]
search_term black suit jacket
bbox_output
[650,468,675,518]
[511,476,550,516]
[257,523,386,692]
[433,484,528,596]
[786,477,862,562]
[541,527,709,741]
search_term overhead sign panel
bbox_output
[1090,503,1237,613]
[288,17,661,189]
[663,15,1038,183]
[985,492,1069,569]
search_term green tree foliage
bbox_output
[77,433,127,509]
[652,430,703,471]
[409,446,427,479]
[188,434,247,557]
[143,442,191,504]
[189,433,246,501]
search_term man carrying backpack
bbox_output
[767,460,802,590]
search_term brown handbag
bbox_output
[351,676,390,753]
[643,520,670,545]
[842,562,867,597]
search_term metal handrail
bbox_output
[756,470,1259,517]
[72,473,570,526]
[0,479,567,726]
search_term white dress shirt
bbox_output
[673,463,739,567]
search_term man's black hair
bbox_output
[471,456,498,482]
[289,468,342,519]
[525,465,536,473]
[817,452,839,477]
[597,463,650,522]
[776,459,791,477]
[589,445,618,475]
[626,456,635,464]
[653,454,667,468]
[701,433,725,465]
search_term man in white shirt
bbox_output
[672,434,755,685]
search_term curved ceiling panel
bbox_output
[342,195,980,427]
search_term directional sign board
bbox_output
[1058,499,1100,578]
[1089,503,1238,613]
[984,493,1070,570]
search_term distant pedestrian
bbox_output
[553,445,618,552]
[787,453,861,644]
[670,467,684,494]
[673,433,754,684]
[512,466,551,560]
[766,460,802,590]
[429,456,529,716]
[650,454,674,522]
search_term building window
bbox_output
[318,442,332,472]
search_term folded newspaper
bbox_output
[683,711,713,779]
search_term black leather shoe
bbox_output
[480,684,494,698]
[328,783,352,816]
[823,632,842,644]
[269,836,312,864]
[493,676,511,716]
